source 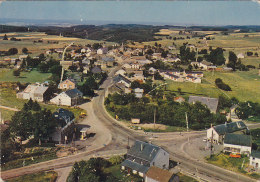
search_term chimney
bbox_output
[140,143,143,151]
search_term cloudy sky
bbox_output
[0,1,260,26]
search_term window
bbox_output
[63,84,67,88]
[253,158,255,160]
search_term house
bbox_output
[81,58,91,65]
[121,140,169,177]
[184,71,204,78]
[145,166,179,182]
[91,66,102,74]
[50,88,83,106]
[58,79,76,90]
[174,96,185,103]
[101,56,115,67]
[134,88,144,98]
[164,73,184,82]
[199,60,212,70]
[237,53,245,59]
[16,84,49,102]
[188,96,218,113]
[51,108,75,143]
[223,133,252,155]
[108,83,128,95]
[97,47,108,55]
[250,150,260,171]
[185,75,201,83]
[113,74,132,88]
[206,121,248,143]
[122,63,132,69]
[149,67,157,74]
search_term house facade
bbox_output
[50,88,83,106]
[250,151,260,171]
[206,121,248,144]
[223,133,252,155]
[16,84,49,102]
[58,79,76,90]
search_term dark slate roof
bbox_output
[53,108,75,126]
[121,159,149,174]
[251,150,260,158]
[65,88,83,98]
[102,56,115,62]
[224,133,252,147]
[214,121,247,135]
[188,96,218,113]
[127,141,163,162]
[91,66,102,74]
[185,71,203,74]
[113,74,131,84]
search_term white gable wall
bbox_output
[151,149,169,170]
[207,127,220,143]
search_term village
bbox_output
[0,25,260,182]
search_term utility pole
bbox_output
[154,107,156,130]
[210,125,214,157]
[185,112,189,132]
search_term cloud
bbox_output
[252,0,260,5]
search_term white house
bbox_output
[223,133,252,155]
[206,121,248,144]
[50,89,83,106]
[250,151,260,171]
[237,53,245,59]
[97,47,108,55]
[115,69,127,76]
[16,84,49,102]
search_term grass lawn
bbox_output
[164,69,260,103]
[104,164,143,182]
[0,68,52,83]
[206,153,260,180]
[7,171,57,182]
[0,108,16,121]
[142,126,187,132]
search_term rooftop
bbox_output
[224,133,252,147]
[213,121,247,135]
[146,166,174,182]
[188,96,218,113]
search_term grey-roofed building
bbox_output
[121,140,169,177]
[250,150,260,170]
[207,121,249,144]
[91,66,102,74]
[16,84,49,102]
[113,74,131,88]
[101,56,115,67]
[51,108,75,144]
[223,133,252,155]
[50,88,83,106]
[188,96,219,113]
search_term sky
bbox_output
[0,1,260,26]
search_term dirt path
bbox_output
[0,105,19,111]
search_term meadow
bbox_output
[163,69,260,103]
[0,68,52,83]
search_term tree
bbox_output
[50,65,62,76]
[13,69,20,77]
[22,47,29,54]
[37,62,49,73]
[177,87,182,95]
[228,51,237,70]
[247,51,253,56]
[9,110,33,140]
[8,48,18,55]
[32,109,57,140]
[215,78,231,91]
[3,34,8,40]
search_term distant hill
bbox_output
[1,24,260,43]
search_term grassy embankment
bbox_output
[206,153,260,180]
[6,171,57,182]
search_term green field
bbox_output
[0,32,114,55]
[164,69,260,103]
[7,171,57,182]
[0,68,52,83]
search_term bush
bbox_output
[109,156,123,165]
[215,78,231,91]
